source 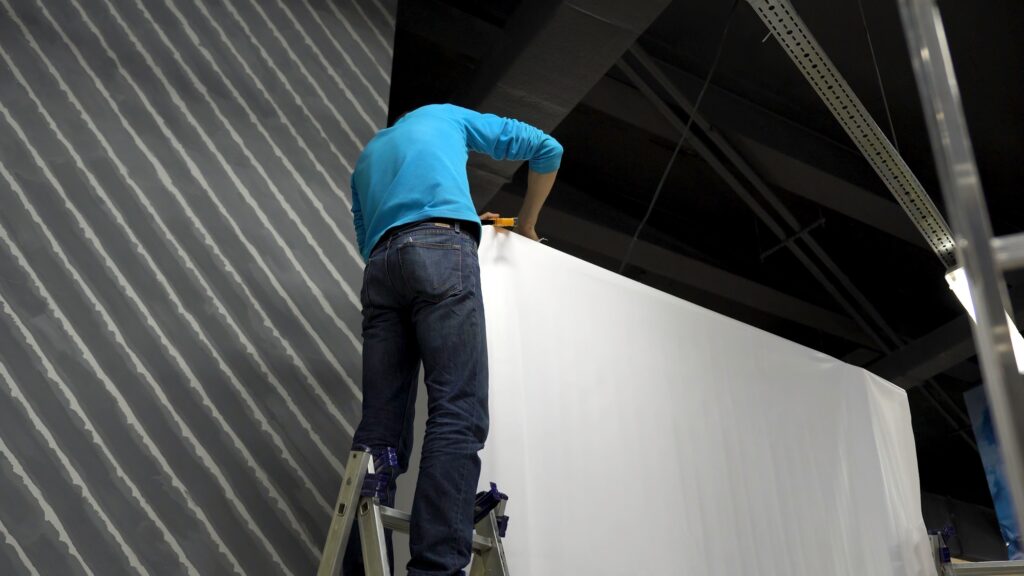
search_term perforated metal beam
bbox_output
[746,0,957,269]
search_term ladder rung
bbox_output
[992,232,1024,271]
[378,506,410,533]
[379,506,496,552]
[946,559,1024,575]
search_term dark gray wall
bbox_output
[0,0,393,573]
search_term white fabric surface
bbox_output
[475,228,935,575]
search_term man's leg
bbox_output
[343,249,421,576]
[398,231,488,576]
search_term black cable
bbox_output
[856,0,900,152]
[618,0,741,274]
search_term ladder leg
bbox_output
[358,495,391,576]
[317,450,372,576]
[469,501,510,576]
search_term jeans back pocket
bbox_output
[398,236,462,303]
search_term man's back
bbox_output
[351,104,562,259]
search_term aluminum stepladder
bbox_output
[317,447,511,576]
[929,530,1024,575]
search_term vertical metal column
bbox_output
[897,0,1024,536]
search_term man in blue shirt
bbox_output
[344,104,562,575]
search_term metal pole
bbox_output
[897,0,1024,536]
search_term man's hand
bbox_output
[517,224,539,241]
[480,212,540,241]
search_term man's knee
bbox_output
[419,425,485,459]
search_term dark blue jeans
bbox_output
[343,221,489,576]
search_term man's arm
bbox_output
[516,169,557,241]
[457,106,562,238]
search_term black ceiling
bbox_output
[389,0,1024,512]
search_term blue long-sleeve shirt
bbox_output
[351,104,563,260]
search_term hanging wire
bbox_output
[855,0,900,152]
[618,0,741,274]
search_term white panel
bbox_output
[477,227,935,576]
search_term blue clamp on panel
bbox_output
[357,446,399,501]
[474,482,510,538]
[930,526,954,564]
[496,515,509,539]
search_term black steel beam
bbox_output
[397,0,498,58]
[581,71,927,248]
[485,190,876,348]
[619,51,896,351]
[868,315,978,386]
[455,0,672,206]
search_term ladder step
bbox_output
[317,449,510,575]
[378,506,497,552]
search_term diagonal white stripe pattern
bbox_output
[3,0,357,462]
[115,0,363,348]
[270,0,387,112]
[331,0,394,62]
[0,353,154,574]
[0,0,395,571]
[0,45,331,558]
[56,0,364,415]
[155,0,366,277]
[0,117,252,576]
[0,485,45,576]
[214,0,360,210]
[298,0,391,87]
[0,433,94,576]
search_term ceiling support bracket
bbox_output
[760,217,825,262]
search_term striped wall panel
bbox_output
[0,0,395,573]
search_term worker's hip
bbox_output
[362,219,482,309]
[373,217,479,253]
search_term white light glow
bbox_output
[945,266,1024,373]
